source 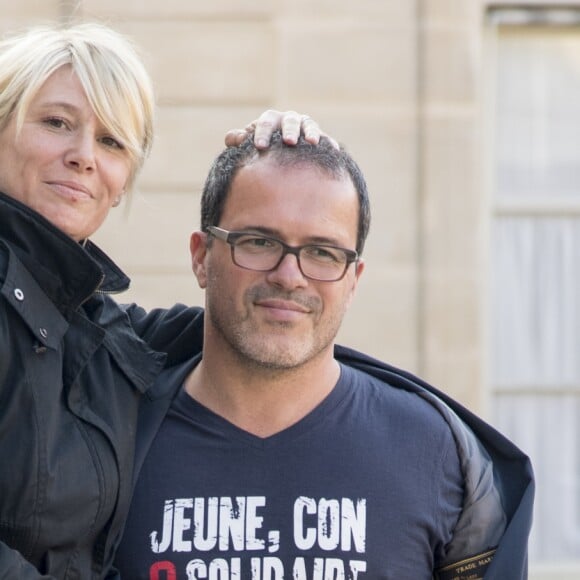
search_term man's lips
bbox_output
[255,298,311,314]
[254,299,313,322]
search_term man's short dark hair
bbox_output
[200,131,371,254]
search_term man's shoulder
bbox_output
[335,344,476,424]
[335,344,431,393]
[341,361,454,428]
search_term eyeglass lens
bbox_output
[231,235,350,281]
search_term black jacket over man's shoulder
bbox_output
[336,345,534,580]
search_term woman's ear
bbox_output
[190,231,208,288]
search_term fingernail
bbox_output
[256,138,268,148]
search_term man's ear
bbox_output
[190,231,208,288]
[345,258,365,308]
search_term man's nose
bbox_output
[266,252,308,288]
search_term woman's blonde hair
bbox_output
[0,22,155,189]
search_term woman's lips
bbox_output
[46,180,93,200]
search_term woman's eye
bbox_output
[44,117,68,129]
[100,135,124,150]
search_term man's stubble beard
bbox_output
[205,275,346,372]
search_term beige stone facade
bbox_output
[1,0,488,409]
[4,2,580,578]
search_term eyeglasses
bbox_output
[207,226,358,282]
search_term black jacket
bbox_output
[0,192,201,579]
[337,346,534,579]
[132,313,534,580]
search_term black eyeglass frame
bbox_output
[206,225,359,282]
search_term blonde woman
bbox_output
[0,22,322,579]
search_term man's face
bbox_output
[191,158,365,370]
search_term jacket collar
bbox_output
[0,190,130,315]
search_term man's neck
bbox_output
[184,348,340,438]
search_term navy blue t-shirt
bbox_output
[116,364,463,579]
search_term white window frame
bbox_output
[485,4,580,579]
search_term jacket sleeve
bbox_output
[432,403,534,580]
[334,345,534,580]
[428,397,508,580]
[123,303,205,366]
[0,543,55,579]
[104,566,121,580]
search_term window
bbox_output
[488,7,580,569]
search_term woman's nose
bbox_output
[64,133,96,172]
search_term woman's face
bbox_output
[0,65,132,241]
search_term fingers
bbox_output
[257,110,320,148]
[278,110,303,146]
[224,119,260,147]
[298,115,320,146]
[253,109,287,149]
[224,128,250,147]
[276,112,339,150]
[223,110,339,150]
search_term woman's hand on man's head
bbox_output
[224,109,339,150]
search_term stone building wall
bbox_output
[1,0,485,410]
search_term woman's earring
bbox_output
[112,196,121,208]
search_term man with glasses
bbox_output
[205,226,359,283]
[115,132,533,579]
